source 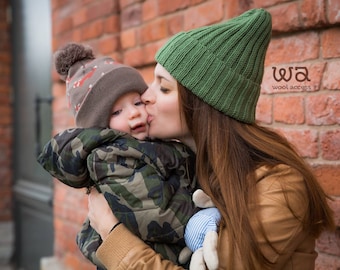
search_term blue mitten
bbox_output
[185,207,221,252]
[178,189,221,269]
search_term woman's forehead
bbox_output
[154,63,175,82]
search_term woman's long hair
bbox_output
[178,83,334,269]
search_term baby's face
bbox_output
[109,91,149,140]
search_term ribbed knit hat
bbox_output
[155,8,272,123]
[54,43,148,128]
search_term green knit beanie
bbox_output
[155,8,272,123]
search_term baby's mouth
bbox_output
[131,123,146,133]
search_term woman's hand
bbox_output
[88,189,120,240]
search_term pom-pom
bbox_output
[54,43,95,79]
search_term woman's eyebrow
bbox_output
[155,74,167,81]
[161,77,170,82]
[158,75,172,82]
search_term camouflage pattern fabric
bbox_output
[37,128,197,268]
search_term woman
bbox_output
[87,8,334,270]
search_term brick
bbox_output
[64,252,94,270]
[0,170,12,185]
[0,87,9,96]
[256,95,272,124]
[55,192,87,224]
[139,65,156,85]
[315,252,340,270]
[323,60,340,89]
[329,197,340,226]
[312,164,340,196]
[252,0,287,8]
[140,18,168,44]
[266,32,319,65]
[121,29,136,49]
[109,51,123,63]
[328,0,340,24]
[273,96,305,124]
[81,0,95,5]
[123,39,161,67]
[53,109,74,133]
[0,52,10,64]
[53,16,73,36]
[52,0,71,10]
[52,96,68,115]
[104,14,120,34]
[321,28,340,58]
[276,128,319,158]
[85,0,118,21]
[53,183,67,206]
[0,0,11,226]
[0,149,11,162]
[98,35,120,55]
[52,82,67,98]
[306,93,340,125]
[184,0,224,30]
[142,0,158,21]
[72,28,84,43]
[123,47,144,67]
[158,0,190,15]
[224,0,253,19]
[167,14,184,36]
[0,63,10,75]
[300,0,327,28]
[72,7,87,27]
[0,76,9,86]
[119,0,141,10]
[320,129,340,160]
[0,106,11,125]
[0,168,11,184]
[270,2,300,33]
[191,0,207,4]
[80,20,104,40]
[121,3,143,30]
[0,190,12,220]
[142,41,161,64]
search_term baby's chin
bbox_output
[132,132,149,140]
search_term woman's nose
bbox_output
[141,85,155,104]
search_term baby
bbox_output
[38,43,198,269]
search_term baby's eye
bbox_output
[111,110,121,116]
[135,100,144,106]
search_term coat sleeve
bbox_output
[96,224,185,270]
[37,128,123,188]
[253,165,316,268]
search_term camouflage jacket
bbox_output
[37,128,197,268]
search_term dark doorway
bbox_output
[11,0,54,269]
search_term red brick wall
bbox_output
[0,0,12,222]
[51,0,340,269]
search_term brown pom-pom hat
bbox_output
[54,43,148,128]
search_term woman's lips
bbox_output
[147,115,153,124]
